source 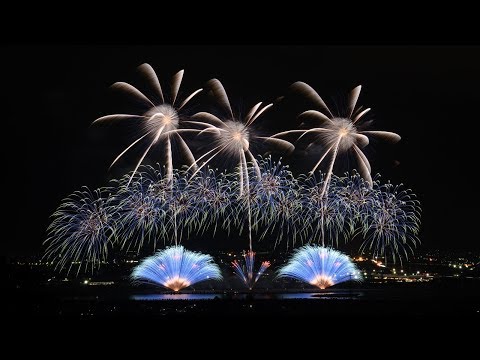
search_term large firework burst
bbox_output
[131,245,222,292]
[93,64,202,185]
[278,245,362,289]
[44,187,117,274]
[274,83,401,196]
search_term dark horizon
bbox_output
[4,45,479,256]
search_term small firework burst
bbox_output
[232,250,271,290]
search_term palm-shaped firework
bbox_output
[93,64,203,185]
[278,245,362,289]
[187,79,295,196]
[274,82,401,197]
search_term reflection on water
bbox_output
[131,291,362,301]
[131,293,220,301]
[281,292,361,300]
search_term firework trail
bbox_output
[361,181,421,263]
[44,187,117,274]
[93,64,203,185]
[274,83,400,197]
[131,245,222,292]
[278,245,362,289]
[232,250,270,290]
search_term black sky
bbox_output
[4,45,480,256]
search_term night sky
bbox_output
[4,45,479,256]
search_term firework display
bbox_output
[44,64,422,291]
[44,167,420,270]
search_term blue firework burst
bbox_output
[278,245,362,289]
[44,187,118,274]
[330,171,378,236]
[186,167,235,235]
[113,173,166,253]
[298,174,347,246]
[361,181,421,262]
[131,245,223,291]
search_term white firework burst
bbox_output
[186,79,295,197]
[93,64,203,185]
[274,82,401,197]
